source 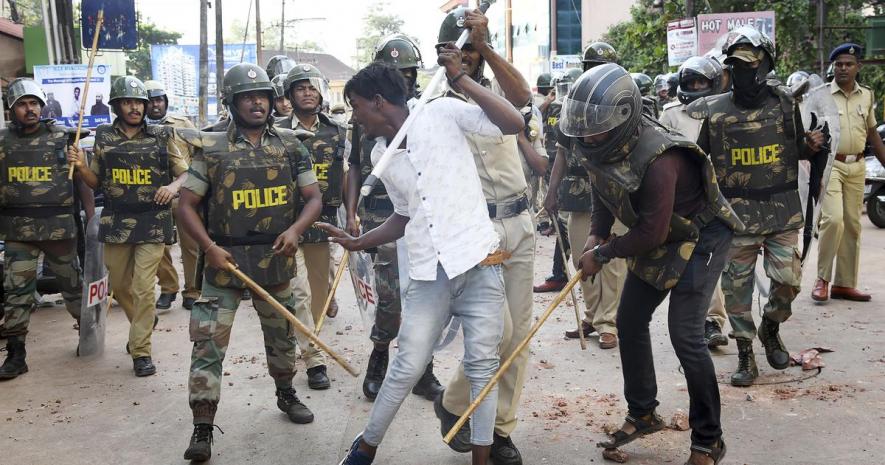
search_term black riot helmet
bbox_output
[265,55,297,80]
[582,42,619,71]
[537,72,553,94]
[560,63,643,163]
[677,56,723,105]
[666,73,679,99]
[722,26,775,86]
[631,73,653,96]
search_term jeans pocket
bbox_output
[189,298,220,342]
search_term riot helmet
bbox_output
[786,70,809,88]
[375,33,423,69]
[631,73,653,96]
[582,42,619,71]
[271,74,287,99]
[6,78,46,108]
[676,56,723,105]
[265,55,297,80]
[537,72,554,95]
[221,62,274,106]
[437,6,490,47]
[722,26,775,87]
[109,76,149,104]
[555,68,583,103]
[143,80,167,99]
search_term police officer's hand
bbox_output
[806,129,825,153]
[155,184,178,205]
[577,249,603,281]
[345,216,361,237]
[544,89,556,106]
[437,43,463,79]
[464,9,490,51]
[273,228,300,257]
[205,243,235,271]
[543,191,558,218]
[316,222,360,251]
[66,145,86,169]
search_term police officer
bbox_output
[144,79,201,312]
[343,33,445,402]
[430,8,535,464]
[563,63,742,465]
[688,27,824,387]
[0,78,90,379]
[274,63,345,390]
[67,76,189,377]
[658,56,730,349]
[172,63,323,461]
[631,72,658,118]
[271,75,293,118]
[265,54,297,80]
[545,43,625,350]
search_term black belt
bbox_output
[0,206,73,218]
[487,195,529,219]
[104,201,170,214]
[364,196,394,212]
[719,181,798,201]
[209,232,279,247]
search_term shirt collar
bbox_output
[294,114,321,132]
[227,118,277,146]
[112,118,149,139]
[830,79,860,96]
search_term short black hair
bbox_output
[344,63,408,107]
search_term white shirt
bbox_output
[371,97,502,281]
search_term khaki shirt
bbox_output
[157,114,196,164]
[90,120,189,178]
[831,80,876,155]
[659,101,702,143]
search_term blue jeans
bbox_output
[362,263,505,447]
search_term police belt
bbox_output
[487,194,528,219]
[209,231,279,247]
[103,201,171,214]
[719,180,798,201]
[692,204,719,228]
[363,196,394,212]
[0,205,73,218]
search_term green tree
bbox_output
[603,0,885,118]
[125,17,181,80]
[354,1,405,68]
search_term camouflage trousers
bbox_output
[2,240,82,338]
[363,213,402,346]
[722,229,801,340]
[188,279,301,424]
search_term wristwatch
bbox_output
[591,244,611,265]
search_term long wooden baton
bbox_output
[225,263,360,377]
[314,251,349,335]
[68,9,104,179]
[443,271,584,444]
[550,218,586,350]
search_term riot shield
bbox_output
[78,212,108,357]
[337,207,377,330]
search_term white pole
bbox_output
[47,0,64,63]
[41,0,55,65]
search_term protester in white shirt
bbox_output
[319,48,525,465]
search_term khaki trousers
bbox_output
[301,242,331,324]
[566,211,625,335]
[104,243,165,358]
[291,248,325,369]
[817,159,866,288]
[443,211,535,437]
[156,200,200,299]
[706,280,728,330]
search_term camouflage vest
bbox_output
[579,121,743,290]
[0,123,77,241]
[543,102,561,161]
[201,130,301,288]
[95,124,174,244]
[354,128,394,230]
[277,114,345,243]
[690,89,803,235]
[559,146,593,212]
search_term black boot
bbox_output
[276,387,314,424]
[758,317,790,369]
[0,336,28,380]
[306,365,331,390]
[133,356,157,377]
[156,292,176,310]
[491,433,524,465]
[433,390,471,453]
[730,338,758,387]
[412,359,445,401]
[704,320,728,349]
[183,423,222,462]
[362,348,388,401]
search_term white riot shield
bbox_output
[337,207,377,330]
[78,213,108,357]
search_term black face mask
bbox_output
[732,58,770,108]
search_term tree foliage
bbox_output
[603,0,885,119]
[125,16,181,80]
[354,1,405,68]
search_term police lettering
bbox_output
[8,166,52,182]
[313,162,330,181]
[111,168,153,185]
[231,186,288,210]
[731,144,781,166]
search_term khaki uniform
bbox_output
[441,81,535,437]
[659,100,727,330]
[92,121,188,358]
[519,110,548,218]
[154,114,200,301]
[817,81,876,288]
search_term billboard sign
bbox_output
[667,19,698,67]
[697,11,776,57]
[32,64,113,128]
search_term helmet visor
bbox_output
[289,77,330,103]
[560,95,634,138]
[554,81,572,103]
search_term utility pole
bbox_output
[215,0,224,115]
[199,0,209,126]
[255,0,263,65]
[818,0,827,75]
[279,0,285,52]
